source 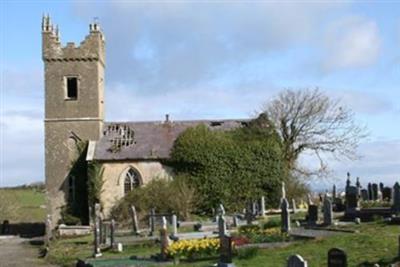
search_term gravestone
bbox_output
[260,196,266,216]
[218,204,226,216]
[159,216,170,261]
[252,201,258,216]
[110,219,115,249]
[130,205,139,234]
[308,205,318,226]
[218,215,227,238]
[393,183,400,213]
[218,235,234,267]
[360,189,369,201]
[382,187,392,201]
[323,197,333,226]
[287,254,308,267]
[356,177,361,195]
[328,248,347,267]
[372,183,379,201]
[332,184,337,199]
[245,202,253,225]
[45,215,52,244]
[171,214,178,236]
[345,186,358,212]
[93,213,102,257]
[379,182,384,193]
[368,183,373,200]
[281,198,291,233]
[149,208,156,236]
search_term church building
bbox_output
[42,16,245,224]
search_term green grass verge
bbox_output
[46,221,399,267]
[0,188,46,222]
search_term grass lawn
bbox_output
[46,221,400,267]
[0,188,46,222]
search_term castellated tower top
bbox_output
[42,14,105,66]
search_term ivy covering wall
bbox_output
[168,116,288,214]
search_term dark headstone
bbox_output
[382,187,392,201]
[379,182,384,193]
[219,235,234,266]
[281,198,290,233]
[1,220,10,235]
[368,183,373,200]
[323,197,333,226]
[393,183,400,213]
[328,248,347,267]
[360,189,369,201]
[372,184,379,200]
[110,219,115,249]
[308,205,318,226]
[345,186,358,211]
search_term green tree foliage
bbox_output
[111,177,196,223]
[168,117,288,214]
[62,141,89,225]
[87,161,105,212]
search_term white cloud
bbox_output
[72,2,346,91]
[322,16,381,71]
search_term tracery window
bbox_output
[124,168,141,195]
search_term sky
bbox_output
[1,1,399,190]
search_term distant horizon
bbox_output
[1,1,399,188]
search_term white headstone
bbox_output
[287,254,308,267]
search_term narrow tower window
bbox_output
[66,77,78,99]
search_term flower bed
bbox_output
[235,225,289,244]
[166,238,220,261]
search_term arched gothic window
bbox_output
[124,168,141,195]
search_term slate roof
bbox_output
[92,119,248,161]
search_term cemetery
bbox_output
[25,174,398,267]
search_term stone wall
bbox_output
[100,161,173,217]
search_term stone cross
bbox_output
[323,196,333,226]
[392,182,400,213]
[328,248,347,267]
[281,198,290,233]
[130,205,139,234]
[110,219,115,249]
[171,214,178,236]
[260,196,266,216]
[287,254,308,267]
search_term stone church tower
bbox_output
[42,15,105,223]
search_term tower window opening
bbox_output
[66,77,78,99]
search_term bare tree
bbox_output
[261,88,368,178]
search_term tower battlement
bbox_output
[42,15,105,66]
